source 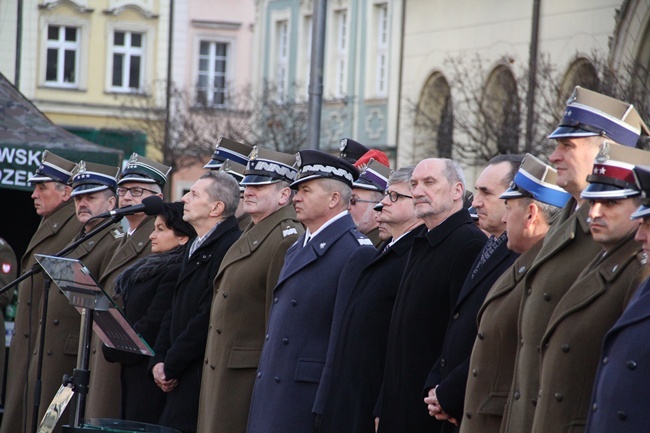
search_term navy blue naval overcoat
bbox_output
[585,275,650,433]
[246,213,376,433]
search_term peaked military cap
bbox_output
[500,153,571,208]
[28,151,76,184]
[204,136,253,169]
[548,86,650,147]
[119,153,171,187]
[339,138,370,164]
[353,158,392,192]
[291,150,359,189]
[218,159,247,192]
[70,161,120,197]
[631,165,650,219]
[241,146,298,186]
[582,141,650,200]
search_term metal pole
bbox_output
[15,0,23,88]
[307,0,327,150]
[163,0,174,163]
[525,0,541,153]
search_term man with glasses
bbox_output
[1,151,81,433]
[350,158,392,248]
[320,166,425,433]
[85,153,171,420]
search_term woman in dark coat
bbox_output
[103,202,195,424]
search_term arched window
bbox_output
[560,58,599,103]
[413,73,453,162]
[482,65,519,156]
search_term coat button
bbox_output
[204,358,208,364]
[440,358,446,367]
[520,339,524,347]
[257,372,262,378]
[265,334,269,341]
[602,356,609,365]
[561,344,570,353]
[627,360,637,370]
[543,293,551,301]
[216,329,222,334]
[527,289,532,296]
[210,364,215,370]
[53,319,60,325]
[617,411,627,420]
[274,297,279,303]
[554,393,563,402]
[514,391,520,400]
[24,333,29,338]
[518,266,526,274]
[282,338,289,345]
[274,377,281,383]
[222,292,228,298]
[472,369,477,377]
[92,348,96,354]
[291,300,297,306]
[452,312,459,320]
[592,403,598,412]
[477,332,484,340]
[465,411,472,419]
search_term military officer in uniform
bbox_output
[205,136,254,231]
[349,158,392,248]
[501,88,649,433]
[246,150,376,433]
[20,161,125,433]
[84,153,170,420]
[584,164,650,433]
[530,143,650,433]
[460,154,569,433]
[1,151,82,433]
[197,146,303,433]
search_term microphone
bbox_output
[95,196,164,219]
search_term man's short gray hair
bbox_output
[199,171,241,217]
[319,178,352,207]
[440,159,466,193]
[388,166,415,187]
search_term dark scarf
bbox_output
[114,245,186,301]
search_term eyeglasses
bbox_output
[384,190,413,203]
[350,196,379,206]
[116,186,158,197]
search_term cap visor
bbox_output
[548,125,599,140]
[580,183,639,200]
[240,174,279,186]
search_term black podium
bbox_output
[34,255,176,433]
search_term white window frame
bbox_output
[195,38,233,108]
[105,22,154,94]
[375,3,389,97]
[334,9,348,98]
[40,19,88,89]
[276,19,290,97]
[301,14,313,100]
[109,30,145,92]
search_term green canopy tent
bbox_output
[0,72,124,260]
[0,73,123,192]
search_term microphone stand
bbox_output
[0,215,124,433]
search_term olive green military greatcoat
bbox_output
[84,216,155,420]
[196,205,303,433]
[1,200,82,433]
[501,200,602,433]
[460,241,543,433]
[530,233,645,433]
[18,222,124,433]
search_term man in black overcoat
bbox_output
[424,155,522,431]
[375,158,486,433]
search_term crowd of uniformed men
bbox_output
[3,85,650,433]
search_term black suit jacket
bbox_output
[425,239,519,430]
